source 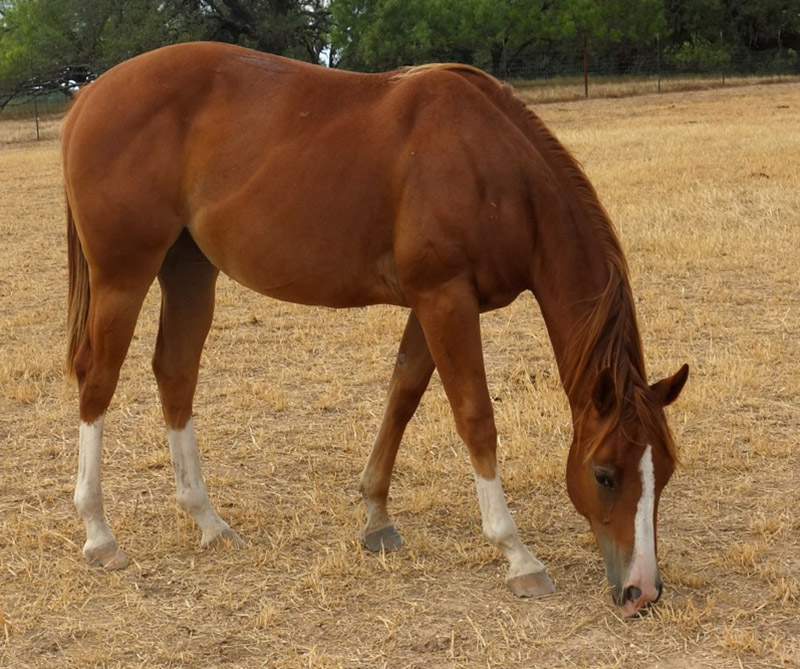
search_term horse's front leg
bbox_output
[413,286,556,598]
[360,311,434,552]
[164,419,243,548]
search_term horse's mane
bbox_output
[396,63,677,461]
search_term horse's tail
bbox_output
[66,195,89,378]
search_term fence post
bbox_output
[27,51,41,140]
[583,34,589,98]
[33,92,40,141]
[656,34,661,93]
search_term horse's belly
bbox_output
[189,214,404,308]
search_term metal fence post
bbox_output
[583,35,589,99]
[33,92,40,140]
[657,35,661,93]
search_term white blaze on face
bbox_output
[635,444,656,557]
[626,444,659,600]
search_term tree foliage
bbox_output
[1,0,798,99]
[0,0,330,93]
[330,0,675,75]
[330,0,564,73]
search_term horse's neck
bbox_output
[531,211,603,379]
[529,202,642,412]
[477,83,643,409]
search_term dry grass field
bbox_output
[1,81,799,668]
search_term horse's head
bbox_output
[566,363,688,617]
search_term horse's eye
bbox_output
[594,469,615,489]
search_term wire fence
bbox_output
[0,65,96,138]
[1,91,71,116]
[499,43,799,81]
[2,41,798,138]
[501,45,800,102]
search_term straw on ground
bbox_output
[0,81,798,668]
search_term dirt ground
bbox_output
[1,80,798,668]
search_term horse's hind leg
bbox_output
[360,312,434,552]
[152,231,243,549]
[74,282,157,569]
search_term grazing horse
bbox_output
[63,42,688,617]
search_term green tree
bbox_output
[662,0,800,71]
[0,0,330,101]
[0,0,195,93]
[329,0,429,70]
[181,0,330,62]
[330,0,560,75]
[552,0,665,71]
[330,0,672,75]
[96,1,203,65]
[664,0,728,45]
[1,0,105,97]
[724,0,800,51]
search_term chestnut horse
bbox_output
[63,42,688,616]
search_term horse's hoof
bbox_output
[84,541,130,570]
[361,525,403,553]
[507,570,556,598]
[202,527,246,549]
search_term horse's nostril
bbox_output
[623,585,642,603]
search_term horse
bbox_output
[62,42,688,617]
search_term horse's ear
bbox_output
[650,364,689,407]
[592,368,616,417]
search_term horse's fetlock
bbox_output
[483,517,516,546]
[73,488,89,515]
[176,485,209,516]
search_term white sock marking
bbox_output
[473,472,545,579]
[75,414,116,552]
[168,419,231,543]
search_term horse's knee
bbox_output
[454,406,497,446]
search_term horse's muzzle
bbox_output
[615,580,663,617]
[597,532,662,617]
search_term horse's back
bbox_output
[63,43,537,309]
